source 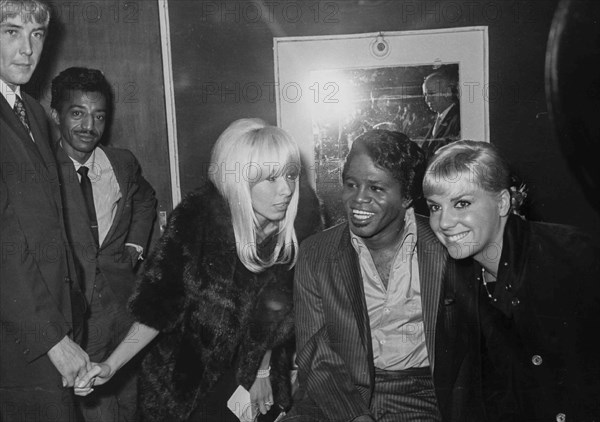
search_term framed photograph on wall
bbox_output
[274,27,489,226]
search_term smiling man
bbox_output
[285,130,483,422]
[1,2,90,420]
[51,67,157,422]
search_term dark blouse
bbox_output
[477,265,537,422]
[473,215,600,422]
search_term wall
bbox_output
[26,0,597,232]
[167,0,599,232]
[25,0,172,244]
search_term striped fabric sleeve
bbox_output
[294,244,372,422]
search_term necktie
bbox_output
[77,166,100,247]
[13,95,32,135]
[432,114,442,137]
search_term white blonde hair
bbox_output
[209,118,300,273]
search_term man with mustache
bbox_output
[51,67,157,422]
[285,130,482,421]
[1,2,89,420]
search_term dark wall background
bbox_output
[169,0,599,233]
[25,0,598,234]
[25,0,172,244]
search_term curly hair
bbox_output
[342,129,426,204]
[50,67,113,113]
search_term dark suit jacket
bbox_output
[55,144,157,313]
[421,103,461,159]
[0,93,84,387]
[288,215,483,422]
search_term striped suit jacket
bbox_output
[288,214,481,421]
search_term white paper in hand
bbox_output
[227,385,256,422]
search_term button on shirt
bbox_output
[68,147,121,246]
[351,208,429,370]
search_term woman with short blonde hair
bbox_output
[424,140,600,421]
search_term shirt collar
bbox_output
[437,102,456,121]
[0,79,22,108]
[402,207,418,250]
[61,139,97,171]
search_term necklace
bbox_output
[480,267,498,302]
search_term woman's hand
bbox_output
[73,362,113,396]
[249,376,273,416]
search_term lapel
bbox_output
[334,225,374,359]
[333,225,376,389]
[424,122,435,140]
[22,94,49,163]
[415,215,446,371]
[433,113,449,138]
[99,146,127,248]
[56,144,97,246]
[432,114,442,138]
[23,95,68,218]
[1,93,45,162]
[1,95,59,209]
[433,103,458,138]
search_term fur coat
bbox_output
[129,181,322,421]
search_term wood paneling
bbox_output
[26,0,172,245]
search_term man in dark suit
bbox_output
[1,1,89,420]
[50,67,157,422]
[285,130,482,422]
[420,69,461,160]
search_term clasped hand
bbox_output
[73,362,113,396]
[47,335,91,388]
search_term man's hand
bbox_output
[124,245,142,269]
[47,335,90,387]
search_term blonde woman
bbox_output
[423,140,600,421]
[76,118,321,421]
